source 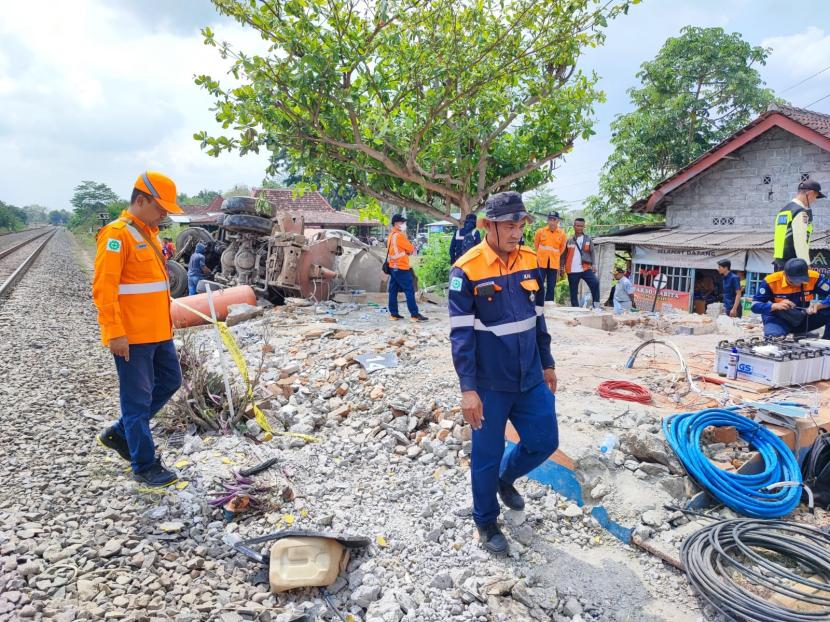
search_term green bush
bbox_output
[415,234,452,288]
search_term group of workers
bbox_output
[752,179,830,339]
[91,166,827,557]
[90,174,561,556]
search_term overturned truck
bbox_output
[167,197,389,302]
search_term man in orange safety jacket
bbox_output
[533,211,566,306]
[92,171,184,488]
[387,214,428,322]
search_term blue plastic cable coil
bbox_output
[662,408,802,519]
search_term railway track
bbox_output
[0,227,57,301]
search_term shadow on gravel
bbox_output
[532,540,670,622]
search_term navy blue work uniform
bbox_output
[187,243,207,295]
[751,268,830,338]
[721,271,743,317]
[449,239,558,527]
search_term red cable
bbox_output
[597,380,652,404]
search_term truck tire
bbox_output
[222,196,258,215]
[222,213,272,236]
[176,227,213,253]
[167,260,188,298]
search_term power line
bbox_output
[804,92,830,108]
[778,64,830,94]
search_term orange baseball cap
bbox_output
[134,171,183,214]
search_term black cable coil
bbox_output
[681,518,830,621]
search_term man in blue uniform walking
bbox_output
[448,191,558,554]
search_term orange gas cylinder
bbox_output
[170,285,257,328]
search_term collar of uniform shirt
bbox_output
[480,238,520,268]
[120,210,160,234]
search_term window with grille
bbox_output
[744,271,769,297]
[801,172,811,182]
[762,175,771,185]
[633,263,693,292]
[711,216,736,226]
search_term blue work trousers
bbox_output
[113,340,182,473]
[187,275,201,296]
[472,382,558,526]
[568,270,600,307]
[540,268,558,302]
[388,268,419,317]
[763,308,830,339]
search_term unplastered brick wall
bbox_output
[665,127,830,230]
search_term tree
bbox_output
[0,200,27,231]
[23,205,49,223]
[70,181,122,219]
[178,189,223,205]
[196,0,638,223]
[523,187,569,220]
[48,210,72,225]
[223,184,251,199]
[586,26,777,224]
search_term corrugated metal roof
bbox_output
[595,228,830,250]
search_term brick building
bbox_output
[594,105,830,313]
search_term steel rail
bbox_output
[0,229,57,300]
[0,228,55,261]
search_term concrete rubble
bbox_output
[3,229,828,621]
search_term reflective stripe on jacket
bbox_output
[533,227,567,269]
[92,210,172,346]
[387,229,414,270]
[448,241,554,393]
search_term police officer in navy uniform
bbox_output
[448,191,558,554]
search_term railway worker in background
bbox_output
[533,212,567,308]
[450,213,482,265]
[387,214,428,322]
[187,243,211,296]
[92,171,183,488]
[562,217,600,308]
[448,191,558,555]
[751,258,830,339]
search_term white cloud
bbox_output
[762,27,830,76]
[0,0,270,208]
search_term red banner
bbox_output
[632,285,691,313]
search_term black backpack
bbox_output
[802,430,830,509]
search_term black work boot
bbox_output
[477,522,508,555]
[96,425,131,462]
[498,479,525,511]
[134,460,178,488]
[411,314,429,322]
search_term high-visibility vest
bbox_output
[765,270,821,305]
[92,210,172,346]
[773,202,813,261]
[387,229,413,270]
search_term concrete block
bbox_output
[575,312,617,332]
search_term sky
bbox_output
[0,0,829,212]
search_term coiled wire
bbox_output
[682,518,830,621]
[663,408,802,518]
[597,380,652,404]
